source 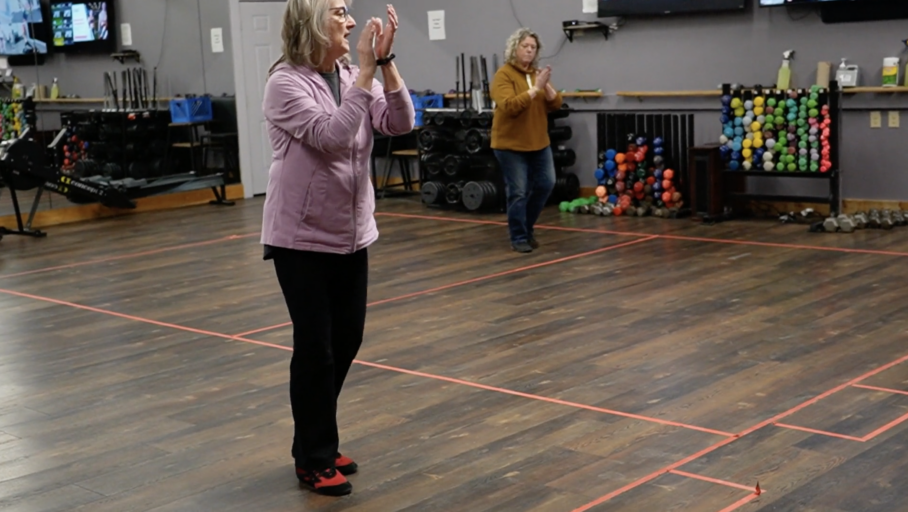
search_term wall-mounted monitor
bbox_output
[758,0,908,23]
[760,0,875,5]
[49,0,114,53]
[0,0,48,57]
[598,0,747,17]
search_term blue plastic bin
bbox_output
[410,93,444,127]
[170,97,213,124]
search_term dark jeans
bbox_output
[271,247,368,470]
[493,146,556,244]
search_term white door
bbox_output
[234,1,285,196]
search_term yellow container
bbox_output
[883,57,900,87]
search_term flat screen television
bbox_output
[598,0,747,17]
[0,0,48,57]
[49,0,114,53]
[760,0,878,5]
[758,0,908,23]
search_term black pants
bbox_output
[272,247,368,470]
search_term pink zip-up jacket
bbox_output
[260,60,415,255]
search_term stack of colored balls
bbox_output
[719,85,832,173]
[587,133,683,215]
[0,102,23,141]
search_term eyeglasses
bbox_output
[330,6,350,20]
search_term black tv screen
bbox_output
[50,0,114,53]
[759,0,856,5]
[598,0,746,17]
[0,0,48,56]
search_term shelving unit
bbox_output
[617,90,722,99]
[842,86,908,94]
[617,87,908,98]
[443,91,604,100]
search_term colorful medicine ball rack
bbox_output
[0,101,27,141]
[719,85,832,173]
[560,134,683,217]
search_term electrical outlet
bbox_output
[890,111,901,128]
[871,111,882,128]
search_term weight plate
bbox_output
[421,181,444,205]
[462,181,484,211]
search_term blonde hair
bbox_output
[504,28,543,70]
[269,0,350,75]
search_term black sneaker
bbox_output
[512,241,533,253]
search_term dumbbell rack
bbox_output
[719,81,842,217]
[59,109,170,181]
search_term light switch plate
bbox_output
[889,111,900,128]
[871,111,882,128]
[211,28,224,53]
[121,23,132,46]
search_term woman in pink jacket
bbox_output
[260,0,414,497]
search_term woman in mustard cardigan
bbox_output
[490,28,563,253]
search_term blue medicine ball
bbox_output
[594,169,605,180]
[605,149,617,160]
[605,160,616,172]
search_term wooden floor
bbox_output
[3,195,908,511]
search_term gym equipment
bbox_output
[463,129,491,154]
[868,210,882,229]
[445,181,464,205]
[418,129,458,152]
[881,210,895,230]
[719,83,841,222]
[0,124,235,240]
[421,153,444,177]
[553,148,577,168]
[421,180,446,206]
[461,180,500,211]
[837,214,857,233]
[549,126,573,143]
[551,172,580,204]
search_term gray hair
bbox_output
[504,28,543,69]
[269,0,350,74]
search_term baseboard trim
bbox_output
[0,183,245,229]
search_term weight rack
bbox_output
[718,82,842,217]
[59,110,170,182]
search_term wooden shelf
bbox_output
[443,91,603,99]
[617,90,722,98]
[842,86,908,94]
[32,97,174,104]
[613,87,908,98]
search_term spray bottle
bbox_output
[50,78,59,99]
[777,50,795,90]
[903,38,908,86]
